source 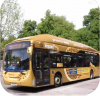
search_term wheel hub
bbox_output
[55,77,60,84]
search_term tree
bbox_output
[0,0,23,47]
[37,10,75,39]
[75,27,100,50]
[83,7,100,37]
[76,27,91,45]
[18,20,37,38]
[0,0,23,60]
[83,8,100,50]
[37,10,54,34]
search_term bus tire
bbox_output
[90,70,94,79]
[54,74,61,87]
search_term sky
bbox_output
[0,0,100,30]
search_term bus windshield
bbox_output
[4,49,30,72]
[4,41,30,72]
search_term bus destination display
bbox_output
[6,41,30,50]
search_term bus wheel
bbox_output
[90,70,94,79]
[54,74,61,87]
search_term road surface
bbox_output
[0,72,100,95]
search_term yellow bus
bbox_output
[2,34,100,87]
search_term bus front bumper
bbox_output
[2,70,36,87]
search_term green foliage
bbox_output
[74,28,99,50]
[76,27,91,45]
[18,20,37,38]
[90,19,99,34]
[37,10,54,34]
[37,10,75,39]
[83,8,99,26]
[0,0,23,59]
[0,0,23,39]
[83,7,99,40]
[82,8,100,50]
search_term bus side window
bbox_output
[57,56,61,63]
[72,57,78,67]
[78,56,85,67]
[85,56,90,67]
[63,57,67,67]
[93,54,99,67]
[50,54,63,68]
[56,55,63,63]
[90,56,94,64]
[63,56,71,68]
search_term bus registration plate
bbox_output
[11,83,17,86]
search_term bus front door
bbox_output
[35,49,50,87]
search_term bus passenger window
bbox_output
[50,54,63,68]
[63,56,71,68]
[78,56,85,67]
[93,54,99,67]
[56,55,63,67]
[63,57,67,67]
[85,56,90,67]
[57,56,61,63]
[72,57,78,67]
[90,56,94,64]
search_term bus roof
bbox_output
[12,34,97,52]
